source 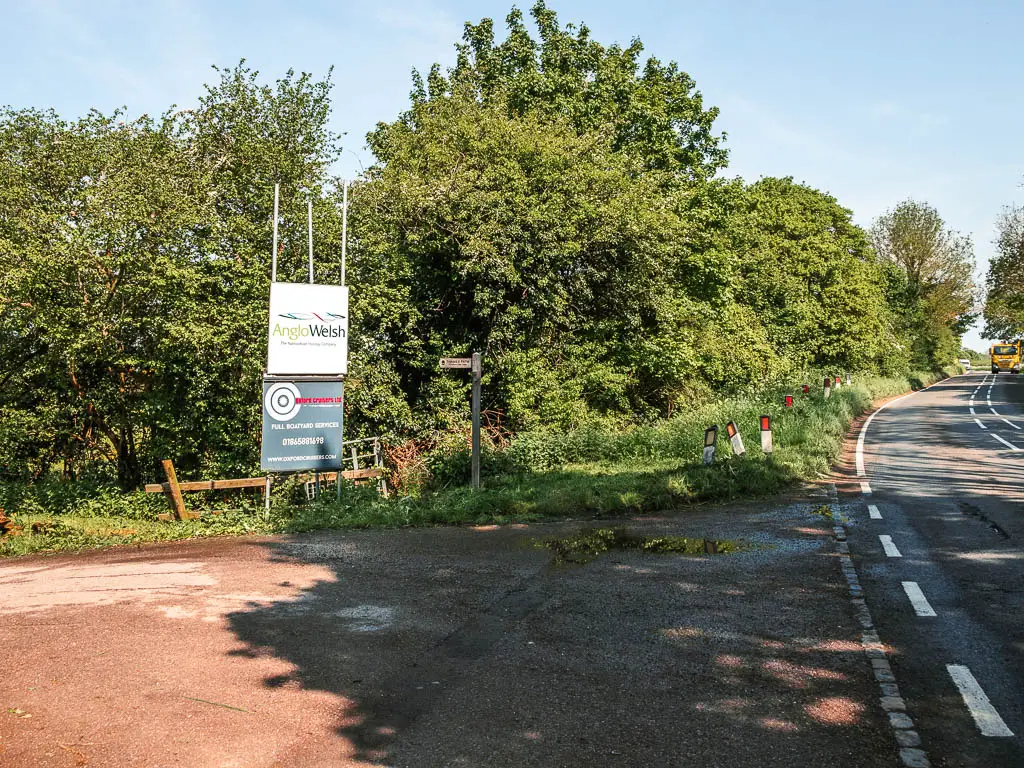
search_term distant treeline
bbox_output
[0,2,976,488]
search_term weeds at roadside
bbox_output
[810,505,833,520]
[538,527,742,565]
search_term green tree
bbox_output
[983,205,1024,341]
[0,109,216,486]
[393,1,727,179]
[0,64,342,487]
[731,177,900,373]
[870,200,977,367]
[359,95,733,428]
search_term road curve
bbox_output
[852,371,1024,767]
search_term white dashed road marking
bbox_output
[975,419,987,430]
[1002,419,1021,430]
[901,581,937,617]
[879,535,902,558]
[860,481,872,495]
[946,665,1015,737]
[991,434,1021,451]
[969,407,976,414]
[868,504,882,520]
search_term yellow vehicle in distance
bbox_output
[990,342,1021,374]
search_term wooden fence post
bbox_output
[161,460,189,521]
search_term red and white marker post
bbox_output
[760,415,773,454]
[726,421,745,456]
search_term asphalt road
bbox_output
[0,500,895,767]
[6,372,1022,767]
[849,371,1024,767]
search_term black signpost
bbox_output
[440,353,482,490]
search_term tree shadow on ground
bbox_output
[225,499,898,767]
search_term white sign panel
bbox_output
[267,283,349,375]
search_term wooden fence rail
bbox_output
[145,462,383,521]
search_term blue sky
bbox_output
[4,0,1022,350]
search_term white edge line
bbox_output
[855,375,957,477]
[867,504,882,519]
[901,581,937,617]
[992,433,1020,451]
[946,665,1015,737]
[879,534,902,557]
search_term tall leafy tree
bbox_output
[392,1,727,179]
[983,205,1024,340]
[870,200,977,367]
[0,109,216,486]
[0,64,342,486]
[731,178,900,373]
[359,96,731,427]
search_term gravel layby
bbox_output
[1,495,904,767]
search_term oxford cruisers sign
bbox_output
[266,283,349,375]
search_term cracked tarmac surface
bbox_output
[0,501,897,767]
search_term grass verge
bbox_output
[0,369,950,558]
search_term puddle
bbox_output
[537,527,742,565]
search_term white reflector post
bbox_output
[703,426,718,465]
[846,373,852,385]
[726,421,745,456]
[760,414,773,454]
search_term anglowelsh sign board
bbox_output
[260,379,344,471]
[267,283,349,375]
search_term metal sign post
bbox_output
[272,183,280,283]
[471,352,481,491]
[262,183,350,505]
[439,353,482,490]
